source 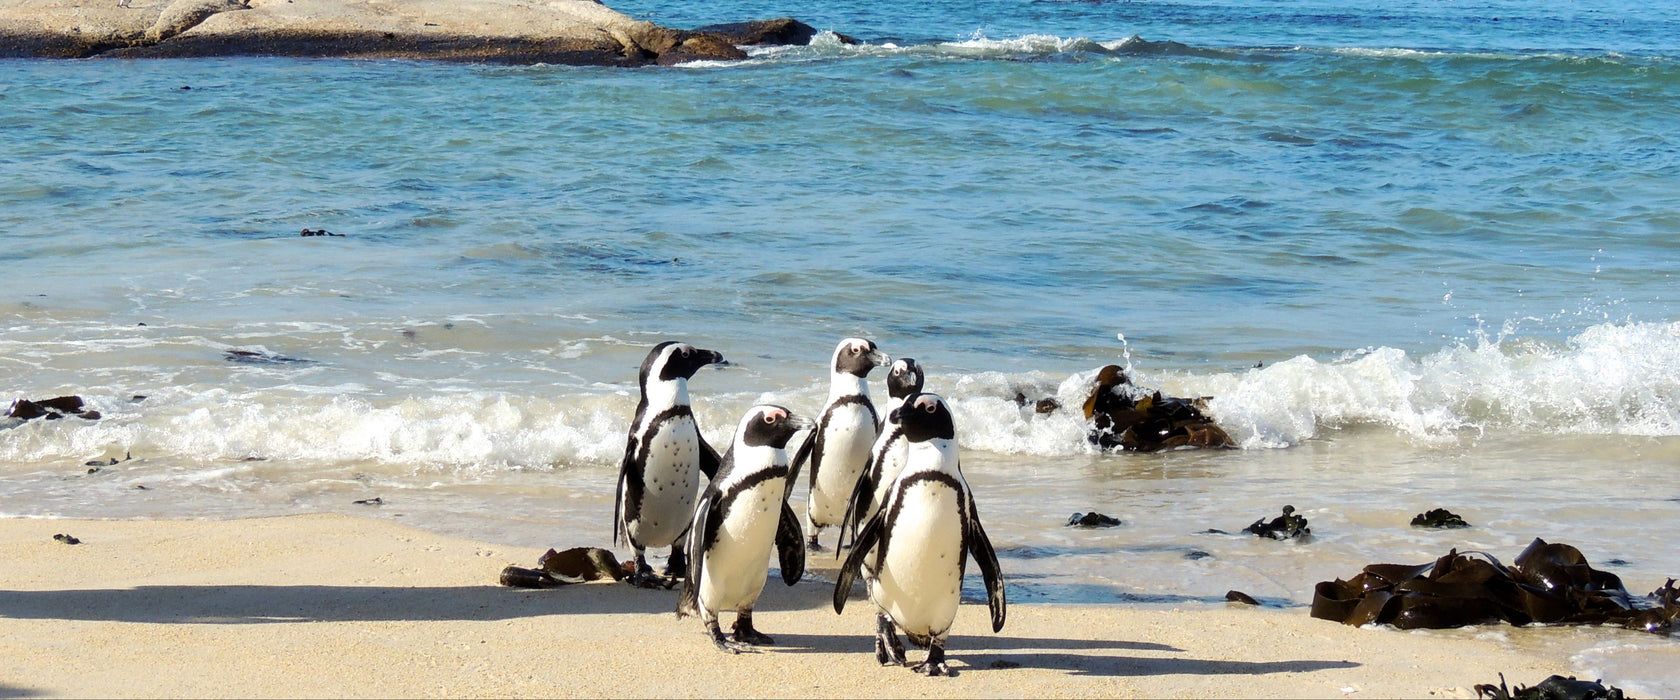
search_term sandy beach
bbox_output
[0,514,1590,698]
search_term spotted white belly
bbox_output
[629,416,701,548]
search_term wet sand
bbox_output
[0,514,1577,698]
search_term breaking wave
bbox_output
[6,321,1677,469]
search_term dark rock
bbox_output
[1111,35,1235,60]
[1411,508,1471,529]
[85,452,131,469]
[1474,673,1627,700]
[690,17,856,46]
[224,349,311,365]
[1184,550,1213,560]
[1066,512,1122,528]
[352,497,383,506]
[53,533,81,545]
[1243,505,1310,540]
[6,396,101,421]
[1225,590,1260,605]
[299,228,342,237]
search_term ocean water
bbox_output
[4,0,1679,691]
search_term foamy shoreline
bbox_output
[1,513,1586,698]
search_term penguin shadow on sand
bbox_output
[741,574,1353,679]
[0,577,701,625]
[933,632,1358,679]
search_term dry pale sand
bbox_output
[0,514,1576,698]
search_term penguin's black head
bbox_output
[641,341,724,385]
[886,357,925,400]
[891,392,955,442]
[740,405,814,449]
[833,337,890,378]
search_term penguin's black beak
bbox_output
[786,415,816,432]
[866,348,891,368]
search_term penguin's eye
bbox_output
[922,401,937,413]
[763,413,776,424]
[680,347,691,357]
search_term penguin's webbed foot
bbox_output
[732,613,774,646]
[626,559,667,589]
[875,614,907,666]
[911,659,954,676]
[911,645,954,677]
[663,548,688,581]
[707,620,755,654]
[806,533,824,553]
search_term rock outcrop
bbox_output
[0,0,822,65]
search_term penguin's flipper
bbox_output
[698,434,723,481]
[613,432,642,548]
[965,494,1007,633]
[678,488,717,617]
[832,508,885,615]
[775,501,806,586]
[837,459,875,551]
[786,429,815,497]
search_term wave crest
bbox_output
[5,322,1675,470]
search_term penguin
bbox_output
[839,356,924,549]
[678,404,813,653]
[833,392,1005,677]
[614,341,725,588]
[788,337,890,551]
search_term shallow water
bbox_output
[4,0,1680,693]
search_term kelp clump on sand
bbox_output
[1312,538,1679,634]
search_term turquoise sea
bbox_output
[4,0,1679,691]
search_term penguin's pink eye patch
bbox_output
[763,409,784,424]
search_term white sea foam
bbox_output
[1207,321,1680,447]
[4,322,1677,469]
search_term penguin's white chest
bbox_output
[810,405,877,525]
[699,475,784,612]
[632,414,702,547]
[866,429,909,522]
[871,481,964,638]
